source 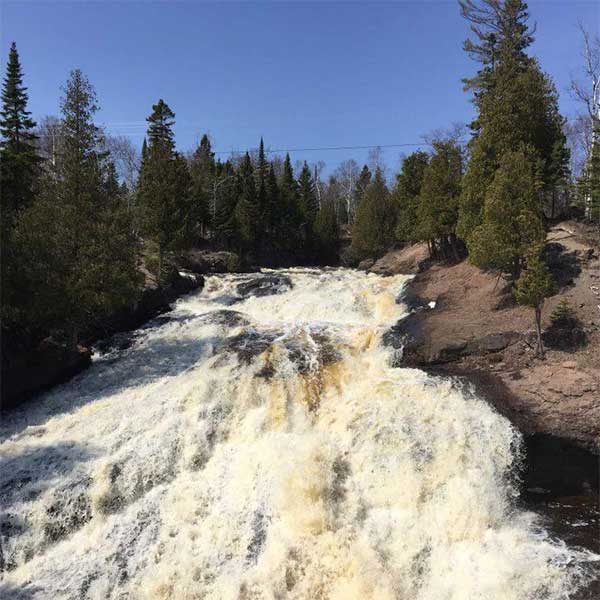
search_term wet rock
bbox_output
[179,250,241,274]
[1,339,92,411]
[369,243,431,276]
[199,309,251,328]
[358,258,375,271]
[236,274,293,299]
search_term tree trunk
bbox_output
[535,304,544,358]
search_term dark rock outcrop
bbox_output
[179,250,242,274]
[236,274,293,299]
[1,339,92,411]
[358,258,375,271]
[1,270,205,411]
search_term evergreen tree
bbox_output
[213,159,239,248]
[468,149,545,277]
[14,69,140,347]
[189,133,215,237]
[255,137,269,227]
[415,140,463,259]
[514,243,555,357]
[314,198,339,264]
[235,152,259,256]
[297,161,318,235]
[394,151,429,243]
[0,42,39,223]
[137,99,194,281]
[264,163,280,240]
[353,165,372,220]
[457,0,569,244]
[351,168,396,259]
[277,153,301,249]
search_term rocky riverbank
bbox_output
[378,222,600,496]
[0,250,245,410]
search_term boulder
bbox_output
[1,338,92,410]
[179,250,241,274]
[369,243,430,276]
[358,258,375,271]
[236,274,293,299]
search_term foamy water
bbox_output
[0,268,595,599]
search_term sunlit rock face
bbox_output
[0,268,595,599]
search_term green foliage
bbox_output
[515,244,554,356]
[394,151,428,242]
[137,99,195,280]
[297,161,318,224]
[189,134,215,233]
[514,245,554,307]
[0,42,40,223]
[235,153,259,253]
[550,298,576,327]
[351,168,396,260]
[313,198,339,264]
[415,140,463,257]
[468,150,545,276]
[458,0,569,246]
[10,70,141,343]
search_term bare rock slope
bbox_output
[381,223,600,454]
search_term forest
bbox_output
[1,0,599,358]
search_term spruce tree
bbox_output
[14,70,140,347]
[353,165,372,218]
[235,152,259,257]
[394,151,429,243]
[190,133,215,237]
[137,99,194,281]
[415,140,463,259]
[457,0,569,244]
[213,159,239,248]
[255,137,269,226]
[314,198,339,264]
[515,243,554,357]
[297,161,318,233]
[0,42,39,222]
[351,168,396,259]
[468,149,545,277]
[277,153,301,250]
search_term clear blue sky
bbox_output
[1,0,598,173]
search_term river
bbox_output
[0,268,597,599]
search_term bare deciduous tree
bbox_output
[570,24,600,124]
[104,135,141,191]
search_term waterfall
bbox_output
[0,268,594,599]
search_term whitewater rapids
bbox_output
[0,268,595,599]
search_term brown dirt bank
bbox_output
[377,224,600,496]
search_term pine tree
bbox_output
[213,159,239,248]
[515,243,555,357]
[457,0,569,245]
[314,198,339,264]
[297,161,318,231]
[235,152,259,256]
[264,162,280,241]
[190,133,215,237]
[255,137,269,225]
[394,151,429,243]
[415,140,463,259]
[468,149,545,278]
[137,99,194,281]
[353,165,372,217]
[0,42,40,222]
[277,153,301,250]
[351,168,396,259]
[13,70,141,347]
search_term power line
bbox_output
[212,142,435,155]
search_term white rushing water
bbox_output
[0,268,595,599]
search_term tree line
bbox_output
[1,0,599,357]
